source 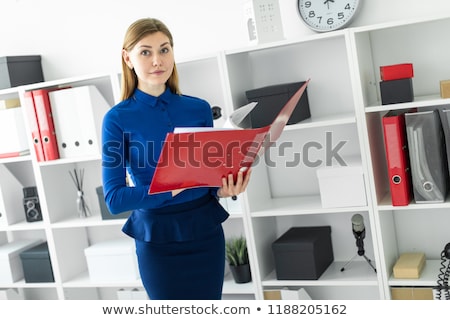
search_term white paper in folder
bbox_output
[49,86,110,159]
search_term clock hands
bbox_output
[324,0,335,10]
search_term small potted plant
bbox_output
[225,236,251,283]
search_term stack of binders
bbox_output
[24,85,110,161]
[379,63,414,105]
[382,107,450,205]
[23,88,64,162]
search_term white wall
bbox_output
[1,0,450,80]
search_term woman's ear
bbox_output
[122,49,133,69]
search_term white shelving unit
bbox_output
[1,14,449,300]
[350,14,450,299]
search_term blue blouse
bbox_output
[102,87,227,242]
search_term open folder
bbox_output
[148,80,310,194]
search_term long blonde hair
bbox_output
[120,18,180,101]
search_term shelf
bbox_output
[50,214,125,229]
[37,154,101,167]
[0,219,45,232]
[262,261,378,287]
[250,195,367,217]
[283,112,356,131]
[389,260,443,287]
[62,270,142,288]
[222,273,255,295]
[365,95,450,113]
[0,154,32,164]
[377,193,450,211]
[0,279,56,289]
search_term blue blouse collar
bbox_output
[133,87,173,108]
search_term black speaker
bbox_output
[23,186,42,222]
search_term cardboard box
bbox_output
[393,252,426,279]
[19,242,54,283]
[264,287,311,300]
[272,226,333,280]
[317,158,367,208]
[391,287,433,300]
[440,79,450,99]
[0,56,44,89]
[0,239,42,283]
[84,238,140,282]
[245,81,310,128]
[0,98,20,109]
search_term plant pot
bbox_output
[230,263,252,283]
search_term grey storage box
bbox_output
[245,81,310,128]
[19,242,54,283]
[272,226,334,280]
[96,186,132,220]
[0,55,44,89]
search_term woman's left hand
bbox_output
[217,168,252,198]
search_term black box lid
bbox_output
[0,55,42,63]
[19,242,49,259]
[246,81,305,99]
[272,226,331,250]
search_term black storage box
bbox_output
[245,81,310,128]
[0,55,44,89]
[96,186,132,220]
[380,78,414,105]
[19,242,54,283]
[272,226,334,280]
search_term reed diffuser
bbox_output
[69,168,91,218]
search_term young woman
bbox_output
[101,18,251,299]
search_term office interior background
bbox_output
[2,0,450,301]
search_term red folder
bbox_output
[149,80,309,194]
[382,110,413,206]
[32,89,60,161]
[23,91,45,162]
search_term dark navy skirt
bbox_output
[132,194,228,300]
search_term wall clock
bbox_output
[297,0,361,32]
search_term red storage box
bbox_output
[380,63,414,81]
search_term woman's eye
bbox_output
[161,47,170,54]
[141,50,151,56]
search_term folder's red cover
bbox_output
[23,91,45,162]
[149,80,309,194]
[382,110,413,206]
[32,89,60,161]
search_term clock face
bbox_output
[298,0,361,32]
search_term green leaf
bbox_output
[225,236,249,266]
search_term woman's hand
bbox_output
[217,168,252,198]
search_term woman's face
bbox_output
[123,31,175,95]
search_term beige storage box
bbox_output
[317,157,367,208]
[440,79,450,98]
[0,239,42,283]
[391,287,433,300]
[393,252,426,279]
[84,238,140,283]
